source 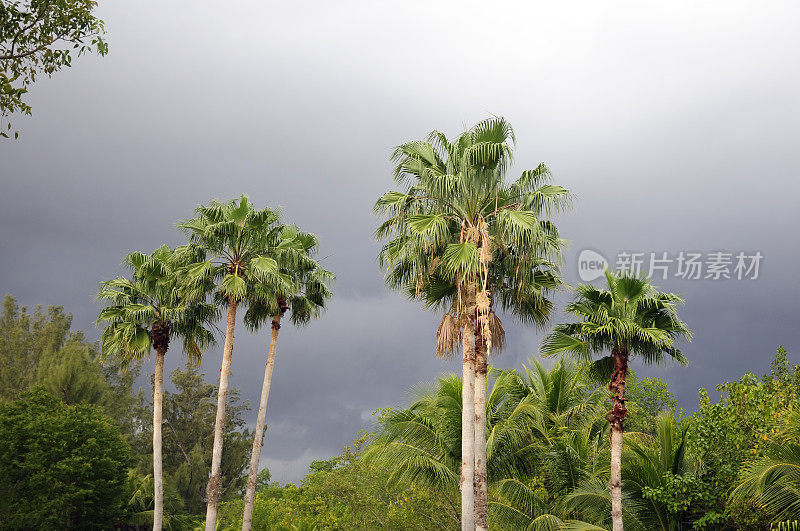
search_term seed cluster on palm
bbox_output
[374,117,571,530]
[98,196,332,531]
[94,118,695,531]
[97,245,217,530]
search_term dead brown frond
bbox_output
[436,312,460,359]
[428,256,441,275]
[488,311,505,355]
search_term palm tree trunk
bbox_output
[205,298,238,530]
[241,313,281,531]
[460,288,476,531]
[607,348,629,531]
[153,347,166,531]
[473,327,488,531]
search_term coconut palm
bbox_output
[368,375,464,502]
[176,196,295,530]
[541,271,692,531]
[368,357,607,529]
[731,413,800,522]
[489,358,607,486]
[97,245,217,530]
[375,117,569,529]
[490,364,697,531]
[620,412,692,530]
[488,359,608,530]
[240,228,333,531]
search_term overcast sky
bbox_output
[2,1,799,483]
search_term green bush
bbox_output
[0,388,130,528]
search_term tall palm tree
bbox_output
[375,117,569,530]
[177,196,295,530]
[542,271,692,531]
[240,228,333,531]
[97,245,217,530]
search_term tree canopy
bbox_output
[0,0,107,137]
[0,388,129,528]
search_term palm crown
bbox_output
[97,245,217,365]
[374,117,570,351]
[243,226,334,330]
[542,270,692,378]
[176,195,298,306]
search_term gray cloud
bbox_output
[2,0,799,482]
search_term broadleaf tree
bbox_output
[0,0,107,137]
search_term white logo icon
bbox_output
[578,249,609,282]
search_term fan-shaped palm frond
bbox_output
[176,195,311,529]
[732,414,800,521]
[542,271,691,530]
[375,117,572,528]
[97,245,217,369]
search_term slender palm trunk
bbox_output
[153,347,166,531]
[473,327,488,531]
[460,287,476,531]
[205,298,238,530]
[241,313,281,531]
[607,348,629,531]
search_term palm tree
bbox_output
[620,412,692,530]
[240,228,333,531]
[551,412,693,531]
[541,271,692,531]
[369,357,607,529]
[488,358,607,486]
[375,117,569,530]
[97,245,216,530]
[177,196,295,530]
[367,375,464,511]
[731,412,800,522]
[488,359,607,530]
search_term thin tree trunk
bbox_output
[153,348,166,531]
[473,327,488,531]
[609,425,623,530]
[241,313,281,531]
[460,288,476,531]
[607,348,629,531]
[205,298,238,530]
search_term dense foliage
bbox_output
[1,294,798,529]
[370,352,800,530]
[219,433,458,530]
[0,295,252,528]
[0,388,129,528]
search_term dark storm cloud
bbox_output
[2,1,799,482]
